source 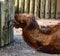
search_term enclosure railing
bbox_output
[15,0,60,19]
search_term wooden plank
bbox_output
[0,2,1,46]
[56,0,60,19]
[54,0,57,18]
[40,0,45,18]
[15,0,17,7]
[10,6,14,42]
[44,0,46,18]
[39,0,41,18]
[51,0,56,18]
[24,0,30,13]
[0,0,14,46]
[34,0,39,17]
[8,0,14,43]
[49,0,51,18]
[30,0,34,13]
[0,1,5,46]
[45,0,50,18]
[10,0,15,6]
[5,0,10,44]
[19,0,25,13]
[15,0,19,13]
[4,0,9,44]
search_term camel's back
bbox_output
[22,19,60,53]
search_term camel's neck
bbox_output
[27,20,39,31]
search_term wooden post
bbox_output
[0,2,1,46]
[15,0,19,13]
[24,0,30,13]
[45,0,50,18]
[8,0,11,43]
[49,0,51,18]
[15,0,17,7]
[40,0,45,18]
[0,1,5,46]
[0,0,15,46]
[10,6,14,42]
[8,0,15,43]
[51,0,56,18]
[34,0,39,17]
[30,0,34,13]
[54,0,57,18]
[56,0,60,19]
[19,0,25,13]
[15,0,18,13]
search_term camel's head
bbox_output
[14,13,35,28]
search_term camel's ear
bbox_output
[28,13,35,20]
[29,13,34,17]
[29,13,34,16]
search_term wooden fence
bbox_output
[15,0,60,19]
[0,0,15,46]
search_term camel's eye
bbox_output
[20,20,24,24]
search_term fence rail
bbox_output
[15,0,60,19]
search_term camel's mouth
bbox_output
[14,18,26,28]
[13,19,20,28]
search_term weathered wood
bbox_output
[8,0,14,43]
[34,0,39,17]
[15,0,60,19]
[15,0,19,13]
[51,0,56,18]
[56,0,60,19]
[24,0,30,13]
[54,0,57,18]
[30,0,34,13]
[0,0,15,46]
[0,2,1,46]
[45,0,50,18]
[0,1,5,46]
[40,0,45,18]
[19,0,25,13]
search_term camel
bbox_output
[14,13,60,54]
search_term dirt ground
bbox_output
[0,19,60,56]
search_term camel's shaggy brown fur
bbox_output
[14,13,60,54]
